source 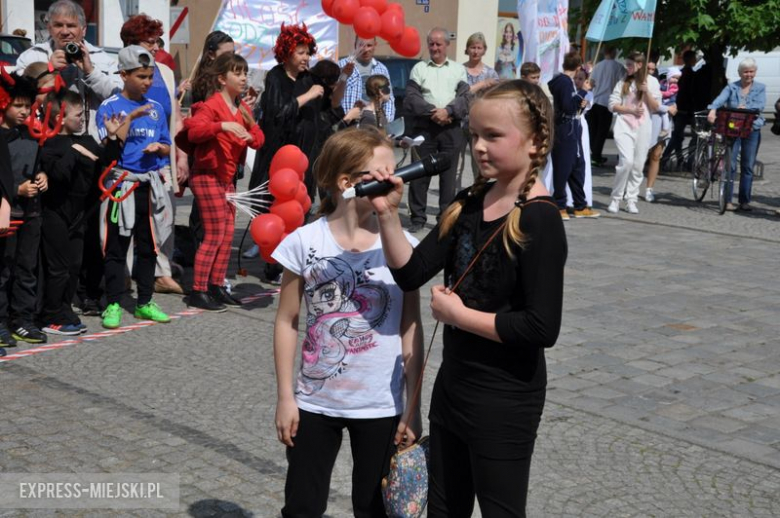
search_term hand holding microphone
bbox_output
[343,153,451,199]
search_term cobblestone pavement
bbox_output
[0,127,778,516]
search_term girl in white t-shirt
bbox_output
[272,127,423,517]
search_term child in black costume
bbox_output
[0,71,49,344]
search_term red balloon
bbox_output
[322,0,336,16]
[385,2,403,15]
[297,153,309,180]
[360,0,387,14]
[353,7,381,39]
[269,168,300,201]
[250,214,285,249]
[270,200,305,232]
[260,246,277,265]
[295,182,313,213]
[270,145,306,177]
[379,10,404,41]
[332,0,360,24]
[391,26,420,58]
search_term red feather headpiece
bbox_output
[273,23,317,64]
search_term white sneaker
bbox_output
[607,199,620,214]
[644,188,655,203]
[626,201,639,214]
[242,245,259,259]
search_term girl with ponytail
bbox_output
[367,79,567,516]
[180,53,264,311]
[358,75,391,132]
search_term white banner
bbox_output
[517,0,570,83]
[213,0,339,71]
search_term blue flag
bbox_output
[585,0,657,41]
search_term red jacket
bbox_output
[180,93,264,183]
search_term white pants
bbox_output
[611,116,652,202]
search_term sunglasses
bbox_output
[380,85,391,95]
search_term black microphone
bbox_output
[343,153,451,198]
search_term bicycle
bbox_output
[690,108,759,214]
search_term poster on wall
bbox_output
[213,0,338,71]
[495,17,522,80]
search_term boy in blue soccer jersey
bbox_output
[95,45,172,329]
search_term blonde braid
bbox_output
[503,83,553,255]
[438,173,489,239]
[372,98,384,130]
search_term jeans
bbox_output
[726,129,761,205]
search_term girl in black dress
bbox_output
[366,79,567,517]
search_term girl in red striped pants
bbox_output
[181,53,264,311]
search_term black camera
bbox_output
[64,41,83,63]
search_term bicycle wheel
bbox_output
[691,140,710,201]
[717,142,732,214]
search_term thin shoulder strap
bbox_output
[400,219,507,443]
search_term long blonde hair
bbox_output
[438,80,553,255]
[314,127,392,216]
[620,51,647,102]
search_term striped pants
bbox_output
[190,173,235,292]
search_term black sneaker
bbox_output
[13,324,47,344]
[0,324,17,347]
[80,298,102,317]
[209,285,242,307]
[186,291,227,312]
[405,222,425,234]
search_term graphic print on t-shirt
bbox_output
[298,254,390,395]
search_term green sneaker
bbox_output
[134,301,171,323]
[102,303,123,329]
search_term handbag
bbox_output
[382,199,553,517]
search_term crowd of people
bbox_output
[1,1,777,516]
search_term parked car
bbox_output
[0,34,32,67]
[377,56,419,119]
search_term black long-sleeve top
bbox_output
[248,64,343,192]
[548,73,587,123]
[1,126,40,218]
[40,134,122,226]
[391,187,567,394]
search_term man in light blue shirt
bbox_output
[338,37,395,121]
[403,27,469,232]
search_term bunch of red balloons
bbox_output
[249,145,312,264]
[322,0,420,58]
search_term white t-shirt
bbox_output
[272,217,419,419]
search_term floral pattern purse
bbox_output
[381,436,430,518]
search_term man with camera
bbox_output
[15,0,122,140]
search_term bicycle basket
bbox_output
[714,109,757,139]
